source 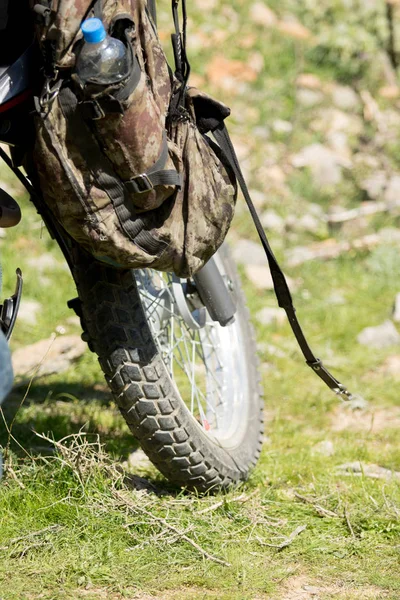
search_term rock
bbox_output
[286,214,322,234]
[380,355,400,378]
[336,462,400,481]
[126,448,152,471]
[17,299,42,326]
[286,245,316,267]
[249,2,277,27]
[66,315,81,328]
[330,85,359,111]
[245,265,274,290]
[379,355,400,378]
[378,228,400,244]
[311,108,363,137]
[272,119,293,134]
[347,395,369,411]
[357,320,400,349]
[248,189,267,209]
[393,293,400,323]
[384,175,400,207]
[256,307,286,326]
[260,209,285,232]
[312,440,334,457]
[287,234,380,267]
[296,73,323,89]
[277,20,312,41]
[308,203,325,218]
[302,586,321,595]
[232,239,268,266]
[26,253,60,271]
[326,291,346,305]
[379,85,400,99]
[258,342,287,358]
[360,170,387,200]
[326,131,351,160]
[296,88,324,107]
[291,143,351,187]
[12,334,87,379]
[246,265,297,292]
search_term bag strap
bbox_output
[171,0,190,101]
[213,122,355,402]
[148,0,157,26]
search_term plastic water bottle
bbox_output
[76,18,131,85]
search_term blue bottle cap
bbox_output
[81,18,106,44]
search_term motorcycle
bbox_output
[0,3,263,491]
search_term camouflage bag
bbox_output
[30,0,237,277]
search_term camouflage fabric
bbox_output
[32,0,237,277]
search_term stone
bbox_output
[272,119,293,134]
[232,239,268,266]
[12,334,87,380]
[379,85,400,99]
[379,355,400,378]
[360,170,387,200]
[330,84,359,111]
[246,265,297,292]
[257,342,287,358]
[297,88,324,107]
[302,585,321,595]
[286,214,321,234]
[336,462,400,481]
[17,299,41,326]
[378,228,400,244]
[357,320,400,349]
[384,175,400,207]
[245,265,274,290]
[312,440,334,457]
[308,203,325,218]
[249,189,267,209]
[256,307,286,326]
[393,293,400,323]
[260,209,285,233]
[66,315,81,328]
[126,448,152,471]
[26,253,60,271]
[296,73,323,89]
[326,131,351,160]
[291,143,351,187]
[249,2,277,27]
[277,20,312,41]
[326,291,346,305]
[347,395,369,411]
[311,108,363,137]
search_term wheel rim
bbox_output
[135,253,250,445]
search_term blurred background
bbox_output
[1,2,400,597]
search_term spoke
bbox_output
[136,268,237,436]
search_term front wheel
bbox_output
[73,245,264,491]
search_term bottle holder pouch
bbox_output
[32,1,237,277]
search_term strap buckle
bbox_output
[81,100,106,120]
[39,77,61,110]
[333,384,353,403]
[130,173,153,194]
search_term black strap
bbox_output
[148,0,157,27]
[213,123,355,402]
[93,0,103,19]
[171,0,190,98]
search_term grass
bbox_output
[1,0,400,598]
